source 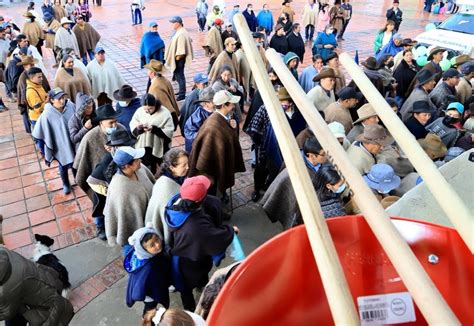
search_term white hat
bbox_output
[213,90,240,106]
[60,17,73,25]
[328,121,346,138]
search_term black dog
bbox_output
[33,234,71,297]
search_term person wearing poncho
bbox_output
[21,12,44,54]
[72,14,101,64]
[54,54,91,101]
[139,22,165,69]
[130,94,174,174]
[54,17,80,55]
[203,18,224,65]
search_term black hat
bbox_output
[113,85,137,101]
[442,68,462,79]
[94,103,119,123]
[411,100,433,113]
[252,32,265,39]
[427,47,445,61]
[415,70,436,85]
[105,128,135,146]
[361,57,378,70]
[337,87,362,101]
[324,52,339,64]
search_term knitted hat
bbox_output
[128,223,160,260]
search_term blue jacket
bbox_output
[312,33,337,61]
[256,10,273,32]
[116,98,141,133]
[184,106,212,153]
[242,9,258,32]
[139,32,165,68]
[299,65,318,93]
[124,248,171,308]
[375,39,403,61]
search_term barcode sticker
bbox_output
[357,292,416,325]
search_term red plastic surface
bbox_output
[207,216,473,325]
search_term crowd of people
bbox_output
[0,0,473,324]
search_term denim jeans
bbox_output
[95,216,104,228]
[305,24,315,41]
[174,59,186,98]
[339,19,351,38]
[132,7,142,25]
[21,111,31,133]
[81,49,95,65]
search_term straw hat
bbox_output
[143,59,168,74]
[353,104,377,124]
[277,87,292,101]
[418,134,447,160]
[60,17,73,25]
[453,54,472,68]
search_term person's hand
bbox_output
[84,119,92,130]
[137,123,144,130]
[233,226,240,234]
[229,119,237,129]
[143,123,152,131]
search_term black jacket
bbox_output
[386,8,403,30]
[287,32,305,62]
[393,59,420,98]
[269,34,289,55]
[405,116,428,139]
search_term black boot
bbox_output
[59,169,71,194]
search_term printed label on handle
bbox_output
[357,292,416,325]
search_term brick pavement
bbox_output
[1,0,432,313]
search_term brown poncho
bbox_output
[22,21,44,47]
[53,4,68,21]
[54,67,91,101]
[72,22,101,58]
[208,50,240,84]
[148,75,180,123]
[189,112,246,193]
[203,26,224,58]
[43,19,61,49]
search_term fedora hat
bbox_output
[113,85,137,101]
[16,55,38,66]
[363,163,401,193]
[453,54,472,68]
[313,67,338,82]
[277,87,292,101]
[418,133,447,159]
[356,124,391,146]
[144,59,168,74]
[410,100,433,114]
[105,128,135,146]
[361,57,378,70]
[415,70,436,85]
[427,46,445,61]
[195,87,215,103]
[94,103,119,123]
[23,12,34,18]
[60,17,73,25]
[353,103,377,124]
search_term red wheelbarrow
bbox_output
[207,216,473,325]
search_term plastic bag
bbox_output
[229,234,245,261]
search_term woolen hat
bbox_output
[60,17,73,25]
[180,176,211,202]
[411,100,433,113]
[418,134,447,159]
[363,163,401,193]
[113,146,145,166]
[144,59,168,73]
[213,90,240,105]
[442,68,462,79]
[214,18,224,26]
[16,55,38,66]
[94,103,119,122]
[113,85,137,101]
[105,129,135,146]
[356,124,391,146]
[196,87,215,103]
[427,46,445,61]
[277,87,292,101]
[353,103,377,124]
[453,54,471,68]
[415,70,436,85]
[361,57,378,70]
[313,67,338,82]
[446,102,464,114]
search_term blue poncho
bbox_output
[139,31,165,68]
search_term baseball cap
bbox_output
[180,176,211,202]
[113,146,145,167]
[224,37,238,46]
[169,16,183,24]
[48,87,66,100]
[193,73,209,84]
[442,68,462,79]
[460,62,474,75]
[95,46,105,53]
[446,102,464,115]
[213,90,240,105]
[148,21,158,28]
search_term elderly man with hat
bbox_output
[21,12,44,56]
[429,68,461,114]
[73,103,126,237]
[87,46,125,106]
[307,67,338,113]
[426,102,465,148]
[165,175,236,311]
[208,36,240,84]
[189,90,245,197]
[139,22,165,69]
[400,70,437,121]
[72,14,101,65]
[418,133,448,161]
[203,18,224,66]
[347,103,379,142]
[404,100,434,139]
[456,62,474,106]
[269,24,289,55]
[179,73,209,134]
[54,17,80,56]
[32,87,76,194]
[87,129,136,241]
[145,59,180,128]
[184,87,215,152]
[165,16,194,101]
[247,87,306,199]
[115,85,141,133]
[347,124,391,174]
[325,87,361,133]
